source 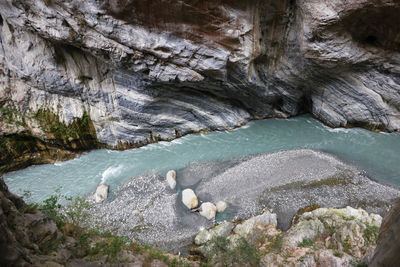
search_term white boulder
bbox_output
[216,201,227,212]
[166,170,177,189]
[199,202,217,220]
[182,189,198,209]
[94,184,109,203]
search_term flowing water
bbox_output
[3,115,400,203]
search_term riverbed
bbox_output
[3,114,400,203]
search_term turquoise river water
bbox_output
[3,115,400,203]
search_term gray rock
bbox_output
[94,184,108,203]
[194,221,235,245]
[233,211,277,242]
[216,201,227,213]
[182,189,198,210]
[166,170,176,190]
[0,0,399,151]
[199,202,217,220]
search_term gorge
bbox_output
[1,0,400,266]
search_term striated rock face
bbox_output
[0,0,399,157]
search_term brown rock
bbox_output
[0,178,62,266]
[370,198,400,267]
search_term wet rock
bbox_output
[94,184,109,203]
[216,201,227,213]
[166,170,176,190]
[182,189,198,210]
[199,202,217,220]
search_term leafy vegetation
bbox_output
[263,234,283,254]
[29,189,190,265]
[205,236,260,266]
[298,238,314,248]
[343,236,352,254]
[333,250,343,258]
[0,107,26,126]
[34,108,95,145]
[364,224,379,244]
[37,188,66,227]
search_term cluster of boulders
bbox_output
[192,206,383,266]
[167,170,227,220]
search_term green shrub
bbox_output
[298,238,314,248]
[333,251,343,258]
[64,196,93,225]
[38,188,65,227]
[364,225,379,244]
[207,237,260,266]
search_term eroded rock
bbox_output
[94,184,109,203]
[195,206,383,266]
[216,201,227,213]
[199,202,217,220]
[0,0,399,161]
[182,189,198,210]
[166,170,176,190]
[195,221,235,245]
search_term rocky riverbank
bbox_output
[83,149,400,252]
[0,172,396,267]
[192,206,381,266]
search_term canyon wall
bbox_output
[0,0,399,168]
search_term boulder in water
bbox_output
[216,201,227,212]
[182,188,198,209]
[199,202,217,220]
[166,170,176,190]
[94,184,109,203]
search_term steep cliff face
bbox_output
[370,198,400,266]
[0,0,399,159]
[0,178,61,266]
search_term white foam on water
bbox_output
[101,165,124,184]
[159,141,174,147]
[171,139,183,144]
[323,125,352,133]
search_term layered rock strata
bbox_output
[0,0,399,167]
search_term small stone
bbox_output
[216,201,227,212]
[199,202,217,220]
[132,209,140,215]
[182,189,198,209]
[94,184,108,203]
[166,170,176,190]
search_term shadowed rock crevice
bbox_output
[344,6,400,52]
